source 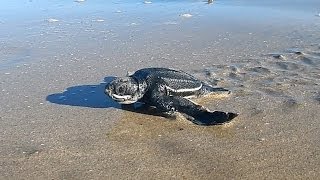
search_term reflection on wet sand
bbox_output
[107,104,236,142]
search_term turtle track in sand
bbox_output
[191,44,320,119]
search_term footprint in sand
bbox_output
[272,54,286,60]
[280,98,301,112]
[300,56,316,65]
[314,92,320,104]
[228,71,250,82]
[283,98,299,108]
[270,48,319,71]
[248,107,264,117]
[275,61,300,71]
[259,87,288,98]
[288,47,320,66]
[308,50,320,57]
[248,66,271,74]
[286,48,304,55]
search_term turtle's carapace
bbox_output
[105,68,238,125]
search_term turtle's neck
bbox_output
[131,76,148,99]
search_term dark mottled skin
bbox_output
[106,68,238,125]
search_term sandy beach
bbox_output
[1,0,320,179]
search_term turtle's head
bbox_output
[105,77,141,104]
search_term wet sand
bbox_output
[1,0,320,179]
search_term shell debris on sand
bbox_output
[130,22,139,26]
[144,1,152,4]
[92,19,105,22]
[163,21,178,25]
[181,13,193,18]
[272,54,286,60]
[47,18,59,23]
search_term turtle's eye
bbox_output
[117,86,125,95]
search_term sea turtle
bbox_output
[105,68,238,125]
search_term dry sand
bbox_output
[0,0,320,179]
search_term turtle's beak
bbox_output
[105,83,112,96]
[105,83,135,104]
[110,94,134,104]
[105,84,109,95]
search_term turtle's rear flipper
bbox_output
[187,111,238,126]
[149,94,238,126]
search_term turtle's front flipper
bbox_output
[150,95,238,125]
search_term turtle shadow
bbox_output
[46,76,164,116]
[46,76,121,109]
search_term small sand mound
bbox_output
[300,56,316,65]
[272,54,286,60]
[275,61,300,71]
[248,66,271,74]
[282,98,300,108]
